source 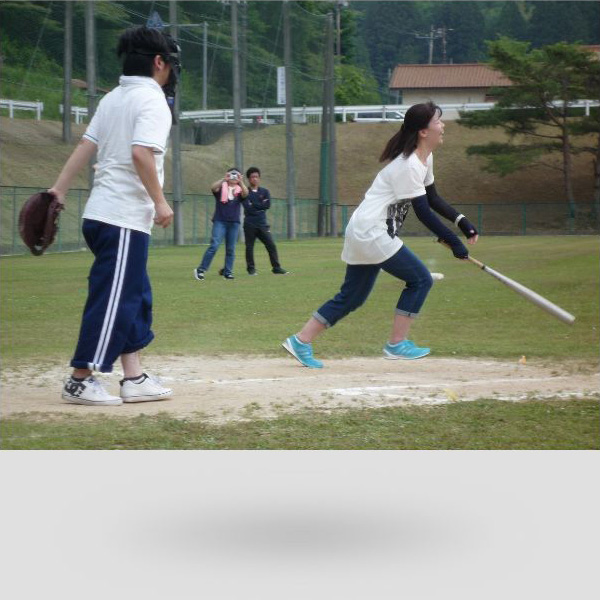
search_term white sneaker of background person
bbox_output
[119,373,172,403]
[62,375,122,406]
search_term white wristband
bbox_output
[454,214,465,226]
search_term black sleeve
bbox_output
[411,194,468,258]
[426,183,479,239]
[263,189,271,211]
[425,183,460,222]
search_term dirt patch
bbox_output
[1,355,598,423]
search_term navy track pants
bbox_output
[71,220,154,373]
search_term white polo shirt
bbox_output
[82,76,172,234]
[341,152,434,265]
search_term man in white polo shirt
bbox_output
[48,26,179,406]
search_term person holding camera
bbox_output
[194,168,248,280]
[242,167,287,275]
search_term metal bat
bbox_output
[467,255,575,325]
[437,240,575,324]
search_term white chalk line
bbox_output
[326,376,571,396]
[160,374,572,387]
[160,376,322,385]
[334,390,599,407]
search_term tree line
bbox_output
[1,1,598,208]
[1,1,599,108]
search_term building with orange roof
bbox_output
[388,63,512,106]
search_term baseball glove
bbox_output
[18,191,63,256]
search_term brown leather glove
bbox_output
[18,191,63,255]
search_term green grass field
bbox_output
[3,400,598,450]
[2,236,598,362]
[1,235,598,449]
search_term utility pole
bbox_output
[283,1,296,239]
[335,2,341,56]
[169,1,184,245]
[414,25,444,65]
[440,25,452,64]
[327,13,337,238]
[239,1,248,108]
[62,1,72,144]
[318,13,333,236]
[428,24,434,65]
[202,21,208,109]
[334,0,348,57]
[85,0,97,189]
[231,1,243,171]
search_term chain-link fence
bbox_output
[2,186,598,256]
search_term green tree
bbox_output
[492,1,529,42]
[334,63,381,105]
[432,1,487,64]
[459,38,600,212]
[528,1,594,47]
[357,1,424,91]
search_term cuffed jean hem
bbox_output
[312,311,332,328]
[395,308,419,318]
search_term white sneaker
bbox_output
[62,375,122,406]
[120,373,173,403]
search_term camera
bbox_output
[228,172,239,181]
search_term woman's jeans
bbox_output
[314,244,433,328]
[199,220,240,275]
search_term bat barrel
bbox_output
[483,265,576,325]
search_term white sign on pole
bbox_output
[277,66,286,105]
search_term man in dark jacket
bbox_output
[242,167,287,275]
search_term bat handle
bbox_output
[437,238,485,269]
[467,256,485,269]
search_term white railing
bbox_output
[180,100,599,123]
[0,99,44,120]
[59,104,90,125]
[180,104,415,124]
[2,99,597,125]
[47,102,497,126]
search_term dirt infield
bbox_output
[2,355,598,423]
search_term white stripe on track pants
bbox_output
[71,219,154,373]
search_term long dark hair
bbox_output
[379,101,442,162]
[117,26,177,77]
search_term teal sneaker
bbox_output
[282,335,323,368]
[383,339,430,360]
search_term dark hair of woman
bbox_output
[379,101,442,162]
[117,26,176,77]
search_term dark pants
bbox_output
[71,220,154,373]
[244,223,280,271]
[314,244,433,328]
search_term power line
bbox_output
[292,1,329,20]
[208,2,227,93]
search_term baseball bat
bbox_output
[438,241,576,325]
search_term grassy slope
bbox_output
[1,236,598,366]
[0,116,596,204]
